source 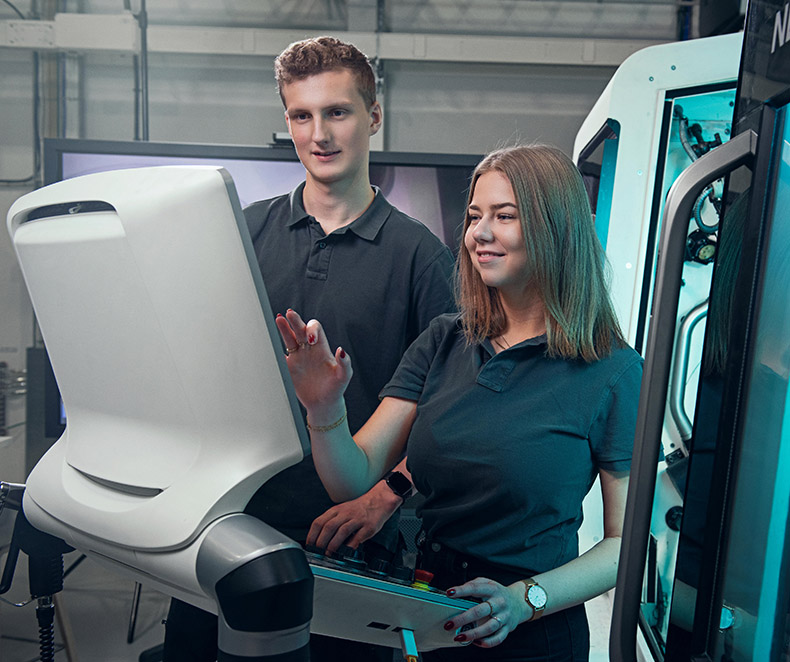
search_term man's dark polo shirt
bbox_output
[382,313,642,572]
[244,182,456,545]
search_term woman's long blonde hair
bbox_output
[457,144,625,361]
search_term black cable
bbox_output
[36,597,56,662]
[138,0,149,140]
[62,553,86,579]
[0,0,25,19]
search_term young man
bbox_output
[163,37,456,661]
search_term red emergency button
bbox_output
[412,569,434,590]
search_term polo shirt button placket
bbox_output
[306,233,332,280]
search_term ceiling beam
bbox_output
[1,15,667,67]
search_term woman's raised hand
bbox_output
[275,309,353,414]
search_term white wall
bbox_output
[69,52,617,154]
[384,60,616,155]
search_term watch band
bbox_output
[520,578,547,622]
[384,471,414,501]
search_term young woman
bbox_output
[276,144,642,660]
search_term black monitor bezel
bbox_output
[43,138,481,185]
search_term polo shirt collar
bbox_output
[285,182,390,241]
[481,333,548,358]
[478,333,548,392]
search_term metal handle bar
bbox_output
[609,129,757,662]
[669,299,709,443]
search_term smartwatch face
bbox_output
[528,585,547,609]
[386,471,412,497]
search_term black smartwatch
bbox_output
[384,471,414,502]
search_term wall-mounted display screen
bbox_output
[44,139,479,250]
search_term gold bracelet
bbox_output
[306,410,347,432]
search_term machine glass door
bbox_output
[637,85,739,659]
[635,85,736,355]
[705,103,790,662]
[660,163,754,661]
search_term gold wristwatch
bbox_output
[521,578,547,621]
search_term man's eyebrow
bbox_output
[287,101,354,114]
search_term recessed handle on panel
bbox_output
[609,129,757,662]
[670,299,709,444]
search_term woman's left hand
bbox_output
[443,577,528,648]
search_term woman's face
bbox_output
[464,170,529,298]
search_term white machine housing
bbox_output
[573,32,742,344]
[573,33,744,661]
[7,167,476,654]
[7,166,309,607]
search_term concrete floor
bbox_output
[1,547,613,662]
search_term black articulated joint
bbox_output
[197,515,314,662]
[215,548,313,662]
[216,547,314,632]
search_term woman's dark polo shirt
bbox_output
[243,183,456,545]
[381,313,642,573]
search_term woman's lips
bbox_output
[476,251,504,263]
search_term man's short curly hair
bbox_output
[275,36,377,109]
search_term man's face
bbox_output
[282,69,381,189]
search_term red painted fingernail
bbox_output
[276,313,283,318]
[454,634,466,642]
[447,589,456,596]
[308,334,316,344]
[444,621,454,631]
[339,349,346,358]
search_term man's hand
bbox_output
[307,481,403,553]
